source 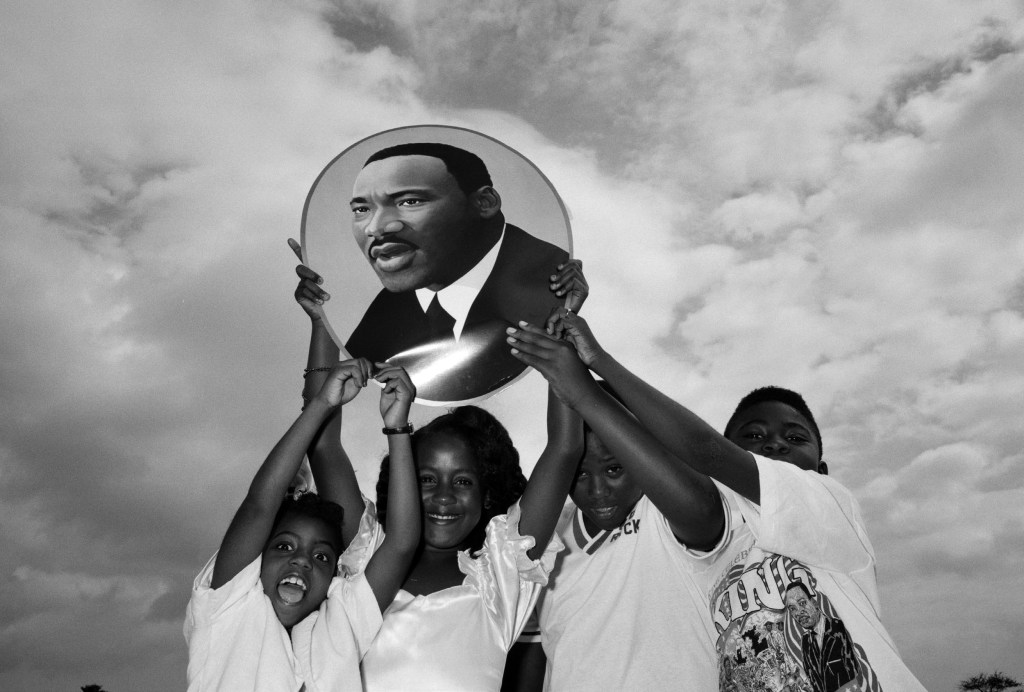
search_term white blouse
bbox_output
[346,500,562,692]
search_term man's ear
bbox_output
[470,186,502,219]
[817,459,829,475]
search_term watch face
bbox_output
[302,124,573,406]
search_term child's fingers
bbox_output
[358,359,376,385]
[375,365,416,392]
[506,334,556,363]
[509,344,562,381]
[544,307,573,336]
[505,323,552,348]
[295,263,323,284]
[508,345,541,367]
[373,363,400,379]
[338,365,362,388]
[548,259,582,284]
[373,364,401,383]
[353,358,373,380]
[288,237,303,261]
[514,320,555,338]
[560,309,586,330]
[325,362,352,385]
[335,360,369,387]
[548,259,589,313]
[549,260,585,294]
[511,322,566,353]
[296,278,329,304]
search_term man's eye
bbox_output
[350,205,369,215]
[397,198,424,207]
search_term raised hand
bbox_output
[289,237,330,322]
[313,359,373,408]
[544,309,605,368]
[375,364,416,429]
[507,321,594,408]
[549,259,588,313]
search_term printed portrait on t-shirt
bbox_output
[301,125,573,405]
[711,555,878,692]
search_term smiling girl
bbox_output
[291,247,586,691]
[357,402,578,691]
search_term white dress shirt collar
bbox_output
[415,225,506,340]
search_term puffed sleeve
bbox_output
[339,496,386,578]
[184,552,261,634]
[184,552,271,688]
[460,500,565,650]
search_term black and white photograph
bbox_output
[2,2,1023,691]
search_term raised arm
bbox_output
[361,365,421,612]
[514,262,588,560]
[509,321,724,550]
[516,384,585,561]
[291,238,366,544]
[554,309,762,503]
[211,363,366,589]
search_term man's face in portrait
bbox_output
[349,154,490,293]
[785,586,822,632]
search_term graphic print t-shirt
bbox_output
[536,496,719,691]
[693,455,927,692]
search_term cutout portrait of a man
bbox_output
[301,127,573,404]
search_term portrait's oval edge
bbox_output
[299,123,570,403]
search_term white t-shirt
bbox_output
[536,495,722,691]
[184,506,383,692]
[694,454,927,692]
[357,500,563,692]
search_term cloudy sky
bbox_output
[2,0,1023,689]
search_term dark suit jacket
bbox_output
[800,616,860,692]
[346,224,569,402]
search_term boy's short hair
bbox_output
[270,493,345,556]
[723,386,823,461]
[363,142,493,196]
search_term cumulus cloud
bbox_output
[2,0,1023,689]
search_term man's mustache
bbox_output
[368,237,419,260]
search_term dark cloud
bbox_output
[865,26,1019,138]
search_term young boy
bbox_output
[184,361,420,692]
[510,311,926,691]
[707,386,925,691]
[507,327,726,690]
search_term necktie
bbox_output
[425,294,456,340]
